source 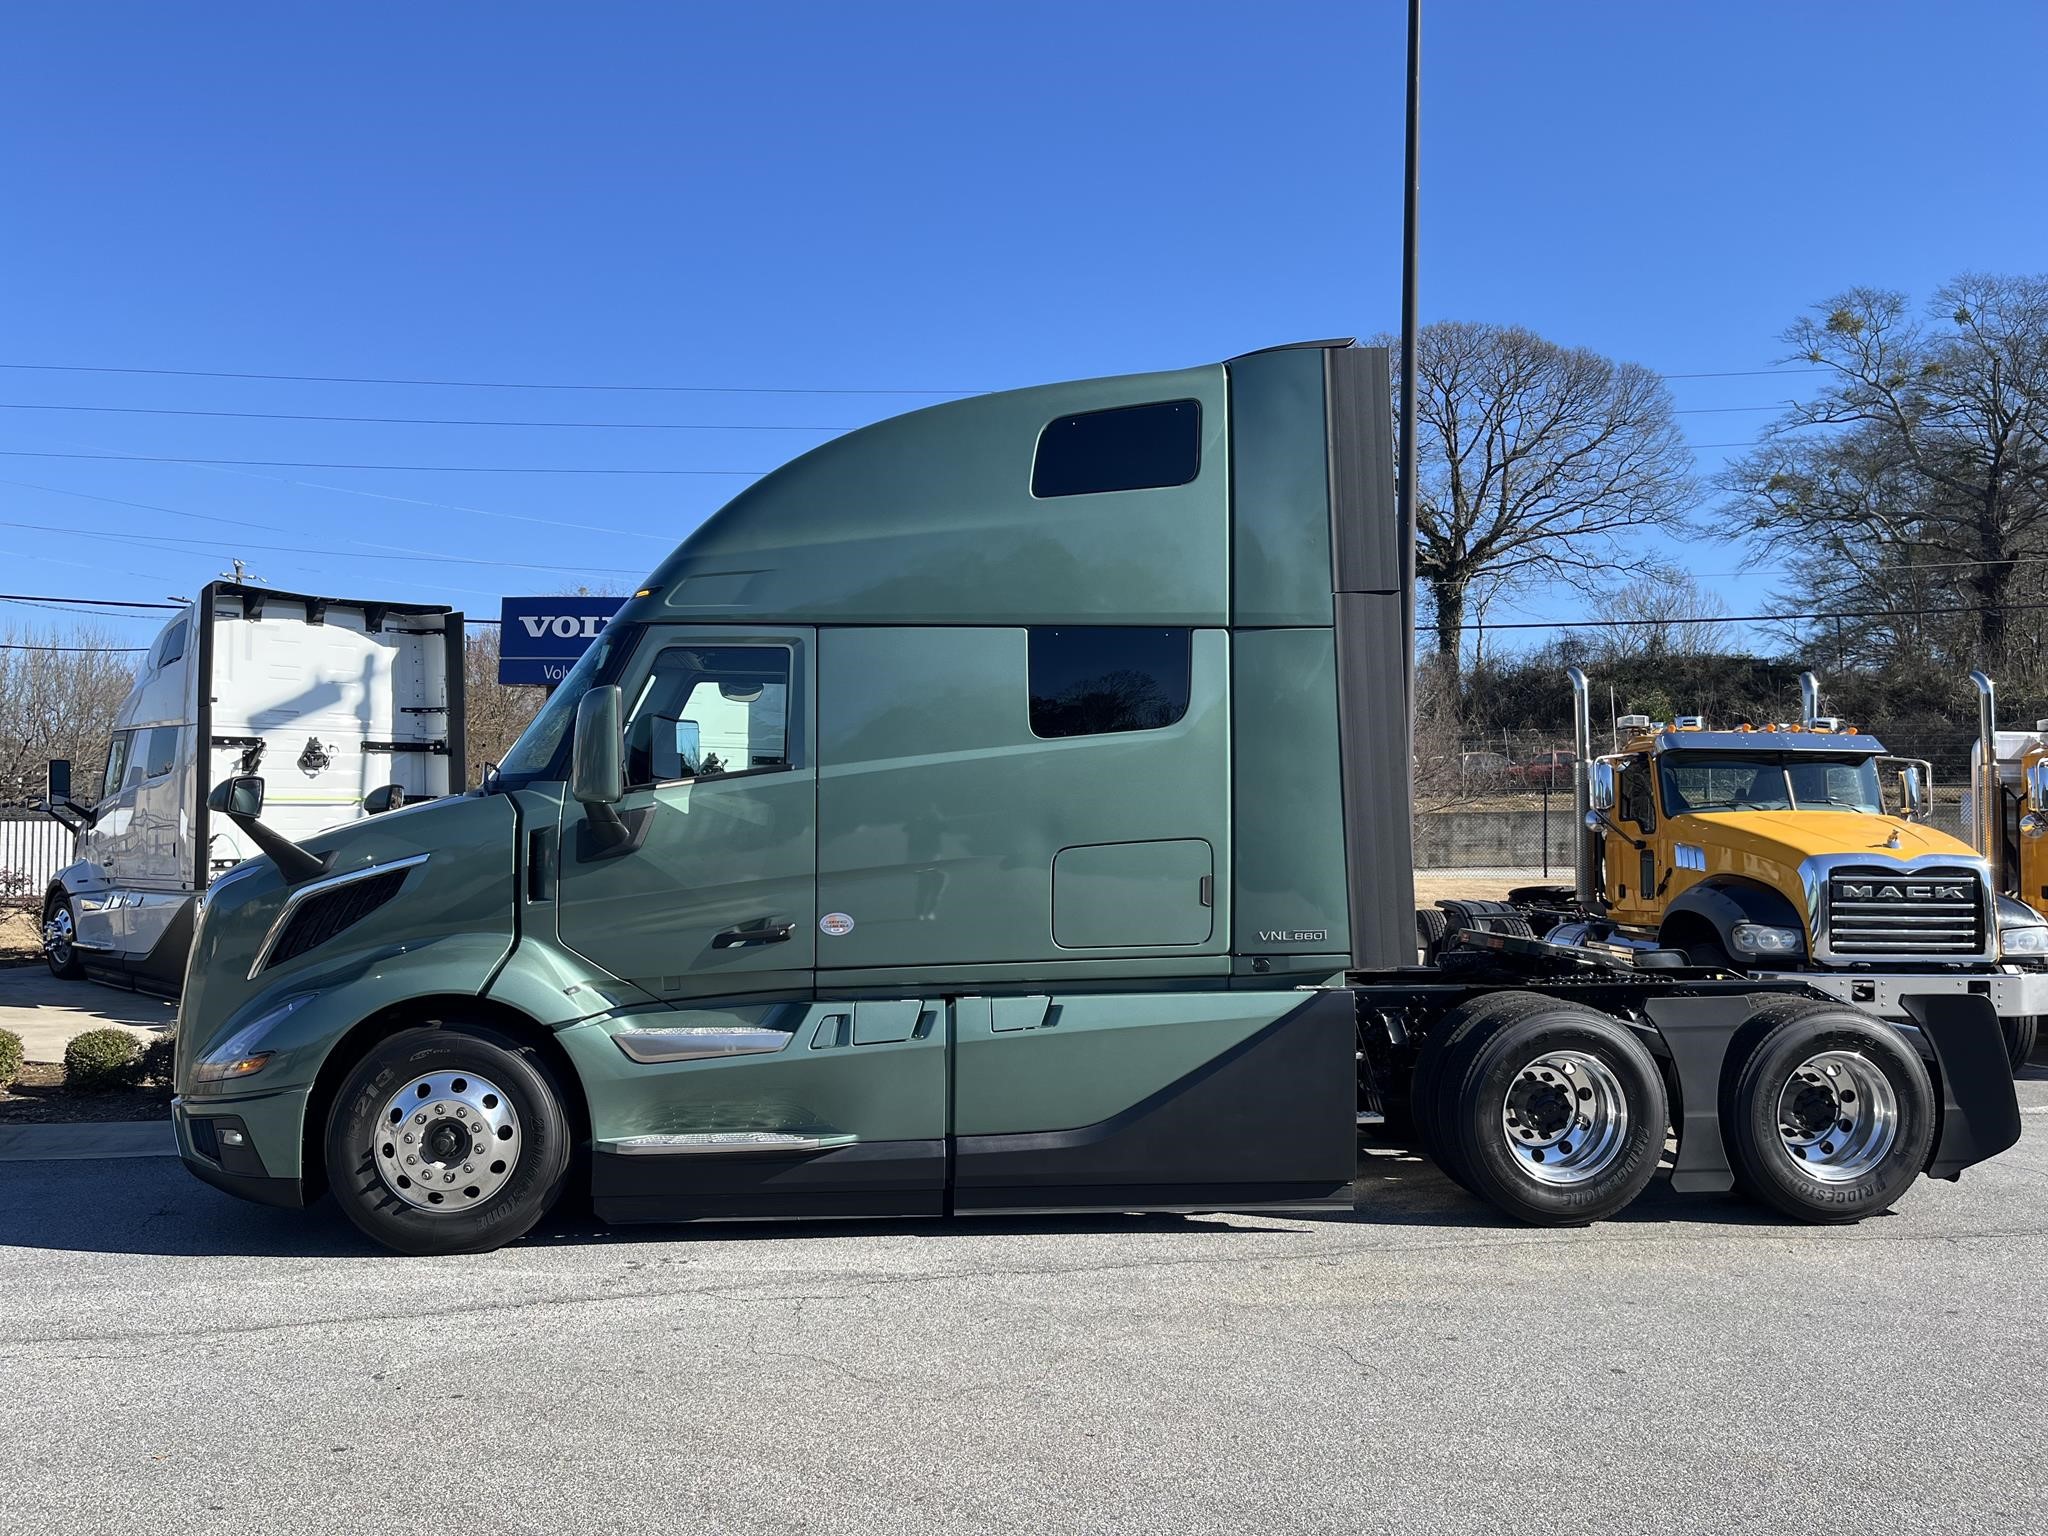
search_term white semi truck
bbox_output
[40,581,465,991]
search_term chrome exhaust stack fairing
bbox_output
[1568,667,1596,909]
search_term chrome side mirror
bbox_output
[2029,760,2048,813]
[1900,764,1924,819]
[1589,759,1617,812]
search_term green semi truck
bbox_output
[169,342,2022,1256]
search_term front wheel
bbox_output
[326,1023,573,1256]
[43,891,83,979]
[2002,1013,2039,1074]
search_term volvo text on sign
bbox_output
[498,596,626,685]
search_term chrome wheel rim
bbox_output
[372,1071,522,1213]
[43,908,74,966]
[1775,1049,1897,1182]
[1501,1048,1630,1186]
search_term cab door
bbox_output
[1604,753,1662,926]
[555,627,817,1003]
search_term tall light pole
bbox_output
[1398,0,1421,710]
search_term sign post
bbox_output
[498,596,625,686]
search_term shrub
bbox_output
[0,1028,22,1092]
[64,1027,141,1090]
[137,1031,177,1089]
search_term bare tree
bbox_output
[1590,566,1728,663]
[1727,275,2048,668]
[1388,322,1696,685]
[462,627,542,787]
[0,624,138,802]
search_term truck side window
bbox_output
[156,620,187,669]
[1031,400,1202,498]
[625,645,792,787]
[142,725,180,781]
[101,731,132,800]
[1028,627,1192,738]
[1619,756,1656,832]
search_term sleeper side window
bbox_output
[624,645,792,787]
[143,725,181,781]
[1028,627,1192,738]
[1031,400,1201,498]
[156,620,187,669]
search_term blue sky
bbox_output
[4,1,2045,654]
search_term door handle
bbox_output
[712,918,796,949]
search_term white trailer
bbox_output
[40,581,464,992]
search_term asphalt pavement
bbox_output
[1,1071,2044,1536]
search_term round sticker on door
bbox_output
[819,912,856,937]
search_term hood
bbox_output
[1675,811,1980,865]
[178,791,519,1076]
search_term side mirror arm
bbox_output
[223,810,329,884]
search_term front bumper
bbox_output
[173,1094,308,1209]
[1750,967,2048,1022]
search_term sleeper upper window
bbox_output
[1028,627,1192,738]
[625,645,792,786]
[156,620,187,669]
[1031,400,1201,498]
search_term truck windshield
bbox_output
[492,624,639,788]
[1659,755,1883,816]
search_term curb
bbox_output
[0,1121,176,1162]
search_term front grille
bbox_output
[1825,869,1986,957]
[265,869,409,969]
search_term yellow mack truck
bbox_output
[1507,668,2047,1072]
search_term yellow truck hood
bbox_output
[1675,811,1980,867]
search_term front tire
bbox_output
[43,890,83,979]
[1719,998,1935,1223]
[2002,1013,2039,1074]
[326,1023,573,1256]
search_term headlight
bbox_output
[189,996,311,1091]
[1732,922,1804,957]
[2001,924,2048,956]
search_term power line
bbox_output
[0,362,976,397]
[0,591,181,609]
[1430,596,2048,633]
[0,517,647,576]
[0,450,763,476]
[0,359,1825,396]
[0,640,148,652]
[0,397,1802,428]
[0,401,857,432]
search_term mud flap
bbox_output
[1901,993,2024,1180]
[1640,995,1748,1193]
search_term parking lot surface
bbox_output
[1,1072,2043,1536]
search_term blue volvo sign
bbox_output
[498,595,626,685]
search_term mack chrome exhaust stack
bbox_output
[1970,669,2002,890]
[1568,666,1596,908]
[1799,670,1820,724]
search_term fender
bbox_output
[1661,878,1804,958]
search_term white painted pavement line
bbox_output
[0,1121,176,1162]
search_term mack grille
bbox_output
[1825,870,1986,957]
